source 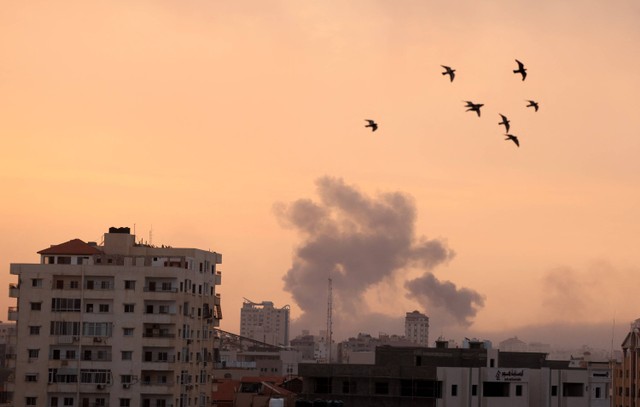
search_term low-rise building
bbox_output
[298,342,611,407]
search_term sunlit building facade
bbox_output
[240,300,290,347]
[613,318,640,407]
[7,227,223,407]
[405,310,429,347]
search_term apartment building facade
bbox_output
[405,310,429,347]
[613,318,640,407]
[7,227,223,407]
[239,300,289,347]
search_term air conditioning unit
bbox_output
[97,384,106,390]
[123,383,130,389]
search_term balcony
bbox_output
[9,283,19,298]
[144,286,177,293]
[214,271,222,286]
[7,306,18,321]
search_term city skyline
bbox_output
[1,1,640,351]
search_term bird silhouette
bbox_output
[513,59,527,81]
[364,119,378,131]
[498,114,510,132]
[505,134,520,147]
[464,101,484,117]
[441,65,455,82]
[526,100,539,111]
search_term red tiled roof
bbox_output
[38,239,103,255]
[212,379,238,402]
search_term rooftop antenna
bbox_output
[149,225,153,246]
[326,277,333,363]
[610,313,616,360]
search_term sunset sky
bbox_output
[1,1,640,349]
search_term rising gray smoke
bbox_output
[275,176,485,337]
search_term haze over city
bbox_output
[1,1,639,351]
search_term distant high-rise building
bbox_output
[240,299,290,347]
[7,227,223,407]
[405,310,429,346]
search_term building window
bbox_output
[124,304,135,313]
[26,397,37,406]
[86,303,94,313]
[563,382,584,397]
[121,375,132,384]
[451,384,458,396]
[314,377,331,394]
[121,351,133,361]
[28,349,40,359]
[515,384,522,396]
[57,256,71,264]
[50,397,59,406]
[595,387,601,398]
[119,400,131,407]
[32,278,43,287]
[99,304,110,313]
[483,382,509,397]
[124,280,136,290]
[551,385,558,396]
[472,384,477,396]
[341,380,355,394]
[29,326,41,335]
[52,298,81,312]
[63,397,74,406]
[30,302,42,311]
[123,328,134,336]
[25,373,38,382]
[375,382,389,395]
[70,280,79,289]
[82,322,112,337]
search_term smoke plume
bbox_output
[275,176,484,337]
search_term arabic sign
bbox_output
[490,369,527,382]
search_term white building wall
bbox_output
[8,230,223,407]
[240,301,290,347]
[436,365,597,407]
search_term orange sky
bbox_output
[1,0,639,348]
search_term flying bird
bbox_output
[441,65,455,82]
[498,114,510,132]
[505,134,520,147]
[364,119,378,131]
[464,101,484,117]
[513,59,527,81]
[526,100,539,111]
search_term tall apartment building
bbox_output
[405,310,429,347]
[7,227,223,407]
[613,317,640,407]
[239,300,290,347]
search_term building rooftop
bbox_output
[37,238,103,255]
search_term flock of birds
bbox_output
[365,59,539,148]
